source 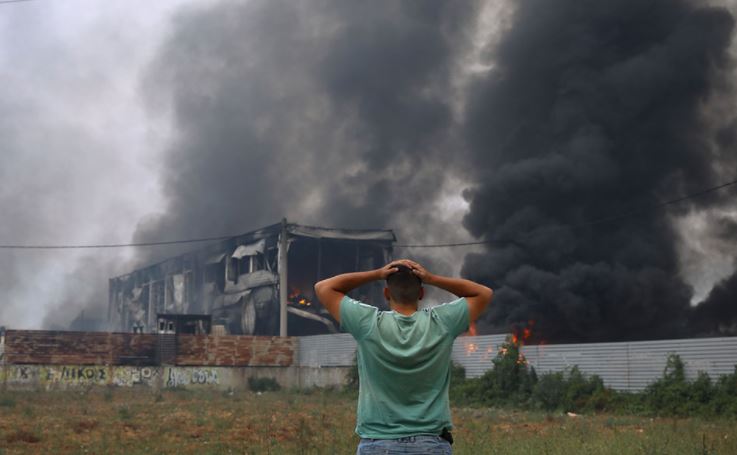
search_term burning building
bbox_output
[108,220,395,336]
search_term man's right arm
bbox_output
[400,259,493,322]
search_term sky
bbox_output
[0,0,735,340]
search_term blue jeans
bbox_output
[356,435,452,454]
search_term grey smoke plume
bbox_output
[0,1,168,330]
[461,0,737,341]
[696,268,737,332]
[692,213,737,334]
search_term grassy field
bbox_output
[0,388,736,454]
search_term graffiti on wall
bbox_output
[1,365,110,388]
[112,366,160,387]
[45,366,108,384]
[165,367,219,387]
[2,365,236,390]
[6,366,36,383]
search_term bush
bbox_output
[451,337,537,407]
[450,362,466,383]
[531,371,565,411]
[530,367,607,412]
[450,344,737,418]
[644,354,706,416]
[711,366,737,417]
[450,362,485,404]
[248,376,281,392]
[475,339,537,406]
[641,356,737,418]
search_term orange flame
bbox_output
[465,342,478,355]
[511,320,535,346]
[288,288,312,306]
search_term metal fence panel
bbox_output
[297,333,356,367]
[451,335,737,391]
[299,333,737,391]
[452,335,509,378]
[522,342,632,390]
[625,338,737,391]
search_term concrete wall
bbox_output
[0,364,349,391]
[0,330,349,391]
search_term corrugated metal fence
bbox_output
[298,333,357,367]
[521,337,737,391]
[298,334,737,391]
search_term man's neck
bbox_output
[390,301,419,316]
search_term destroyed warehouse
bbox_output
[108,221,396,336]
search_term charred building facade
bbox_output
[108,220,395,336]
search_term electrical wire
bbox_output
[0,0,37,5]
[0,177,735,250]
[0,235,235,250]
[396,177,737,248]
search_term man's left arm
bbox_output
[314,263,398,322]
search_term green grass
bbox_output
[0,388,735,454]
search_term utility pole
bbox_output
[278,218,288,337]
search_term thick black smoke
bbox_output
[138,0,737,342]
[134,0,478,272]
[461,0,737,341]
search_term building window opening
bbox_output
[228,257,238,282]
[238,253,265,275]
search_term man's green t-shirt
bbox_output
[340,295,470,439]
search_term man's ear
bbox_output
[383,287,391,301]
[419,287,425,300]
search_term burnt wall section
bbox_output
[3,330,295,367]
[4,331,158,366]
[109,222,395,336]
[176,335,294,367]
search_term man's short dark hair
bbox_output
[386,264,422,304]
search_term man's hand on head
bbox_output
[394,259,435,285]
[377,262,400,280]
[315,264,406,323]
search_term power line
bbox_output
[0,235,235,250]
[0,0,37,5]
[0,177,735,250]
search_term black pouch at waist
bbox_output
[440,428,454,445]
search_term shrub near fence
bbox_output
[450,337,737,418]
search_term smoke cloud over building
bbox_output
[2,0,735,340]
[136,0,737,341]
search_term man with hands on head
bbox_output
[314,259,493,455]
